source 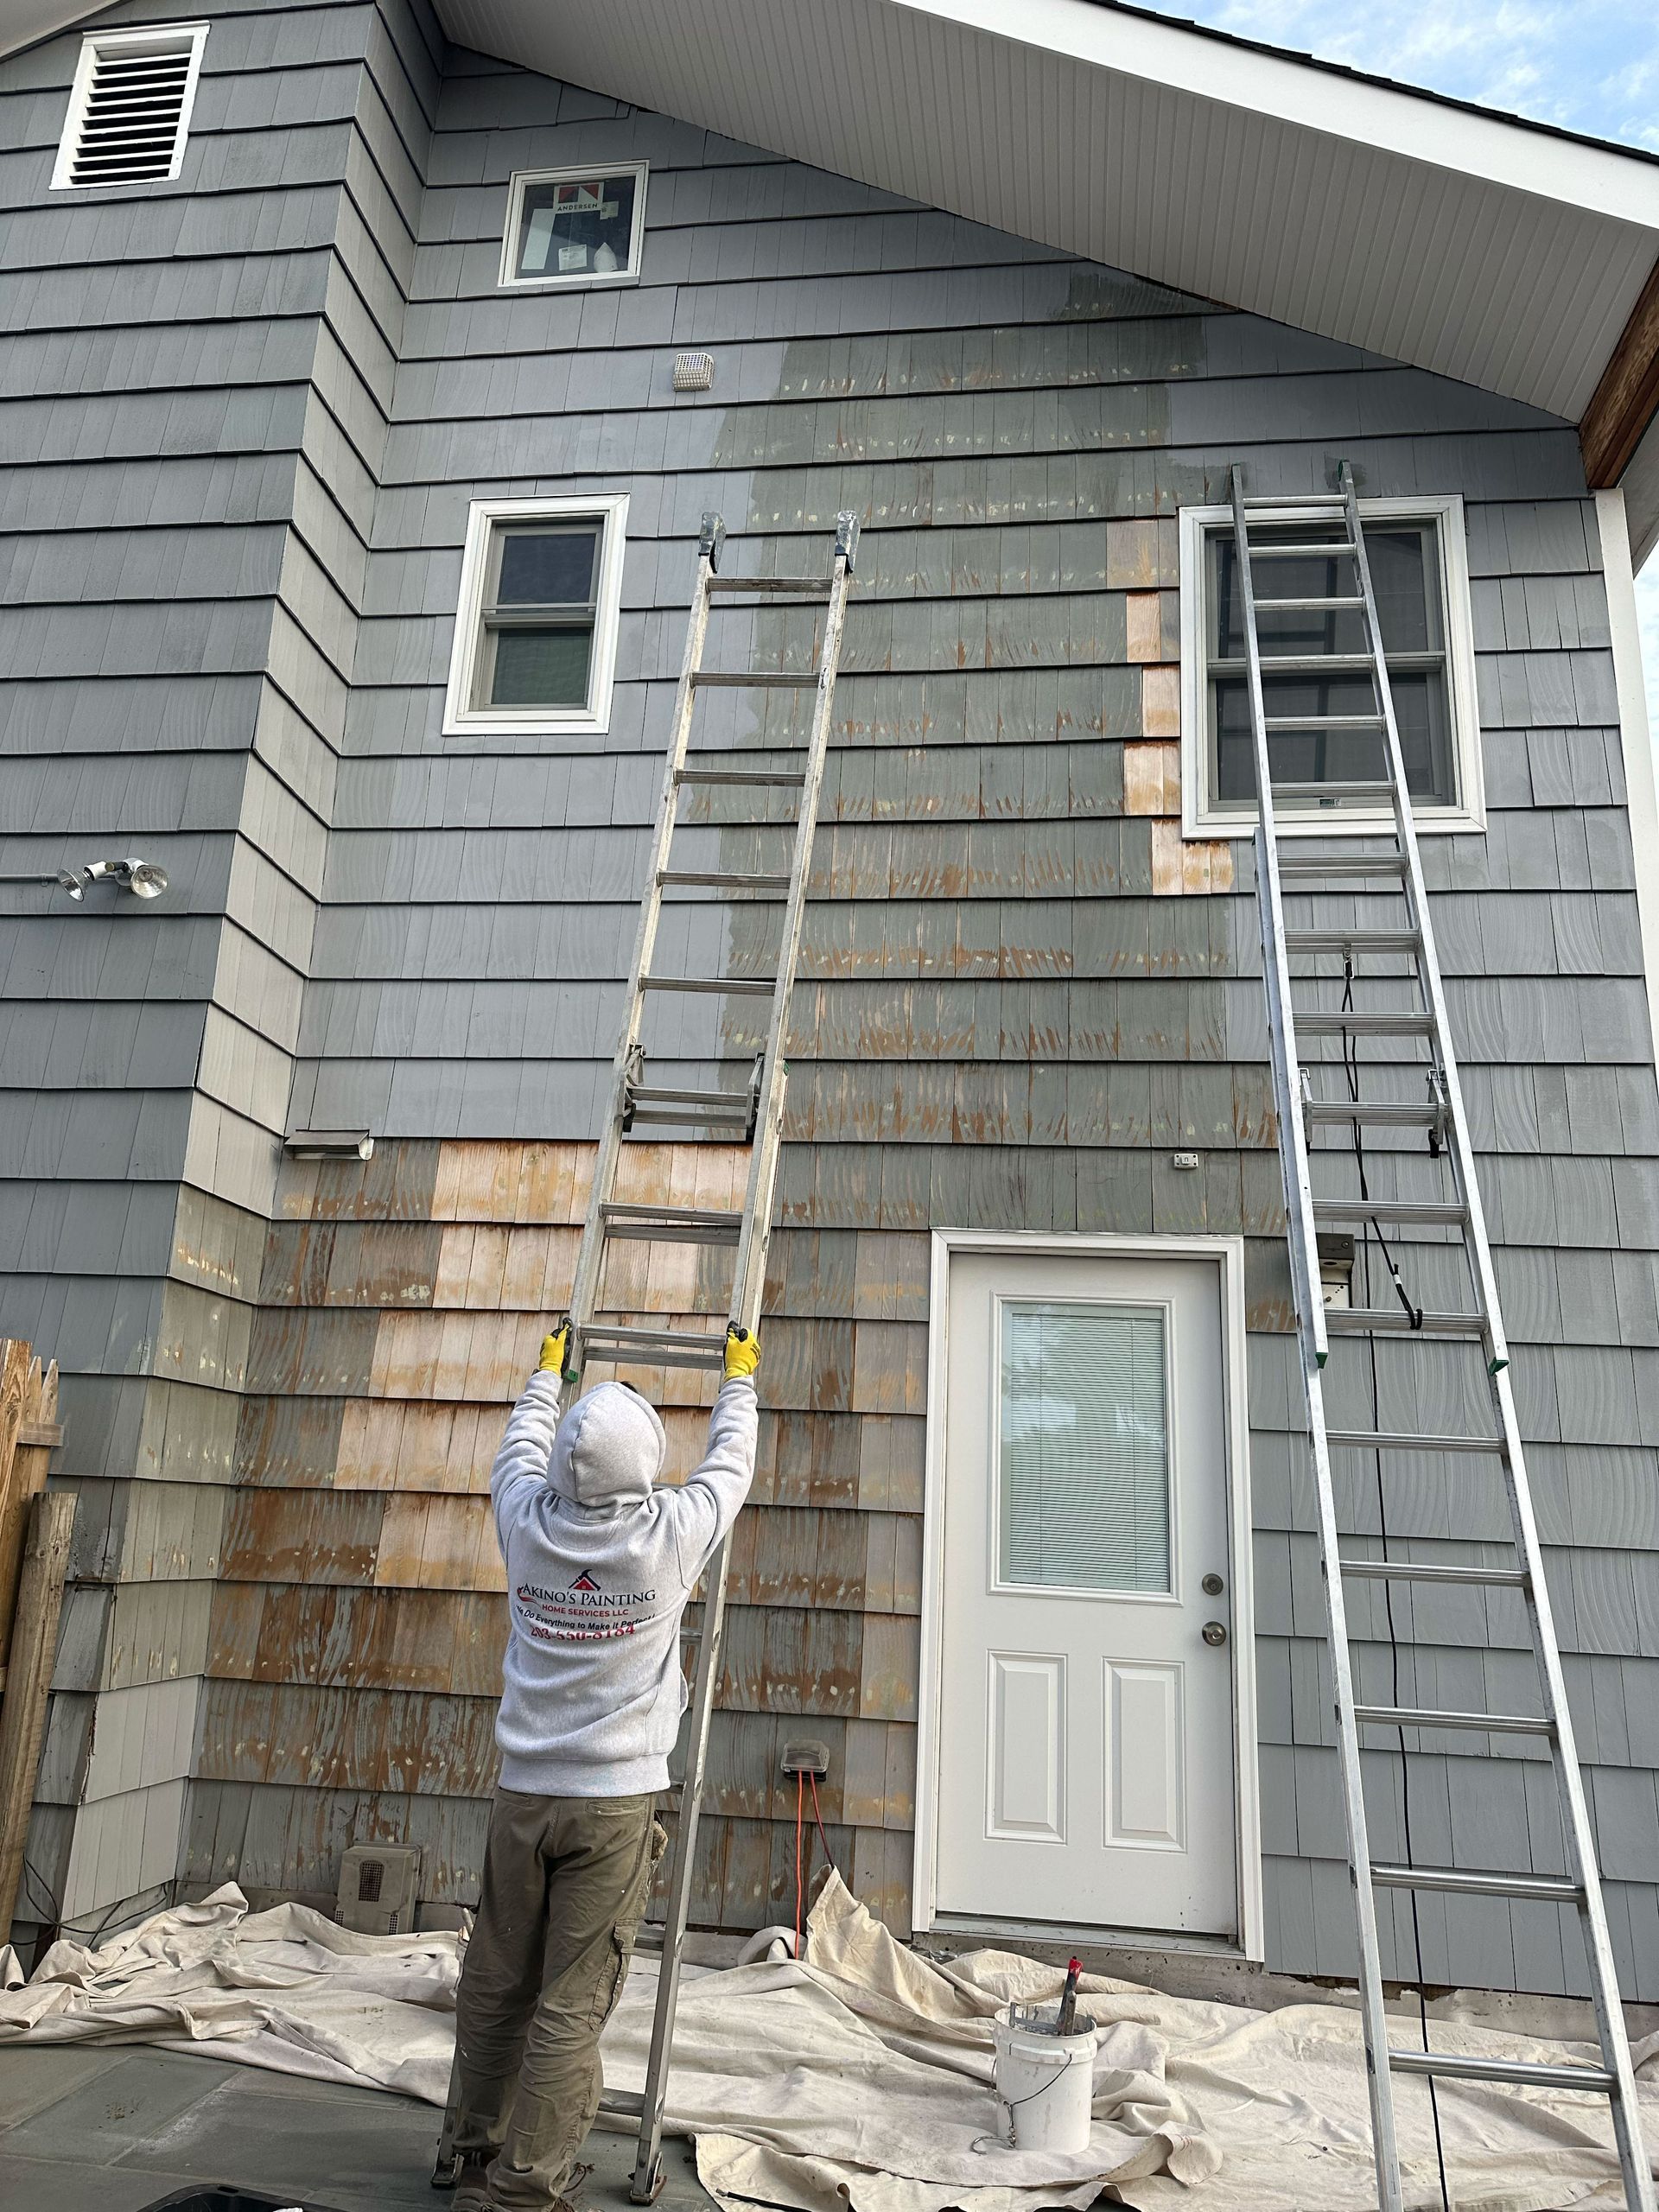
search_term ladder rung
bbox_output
[1341,1558,1529,1587]
[1265,714,1386,731]
[581,1324,728,1370]
[1256,595,1365,611]
[1355,1704,1553,1736]
[1313,1198,1467,1225]
[1285,928,1420,952]
[640,974,775,995]
[1249,541,1357,556]
[1259,654,1378,672]
[692,670,819,689]
[1305,1098,1440,1125]
[1371,1863,1578,1902]
[632,1925,667,1952]
[1387,2050,1613,2094]
[1243,493,1347,509]
[599,2088,647,2117]
[1327,1428,1506,1454]
[1325,1306,1488,1339]
[1272,778,1395,799]
[626,1108,750,1128]
[629,1084,753,1108]
[1296,1012,1434,1036]
[707,575,832,595]
[658,869,791,892]
[1279,854,1406,879]
[677,765,808,788]
[601,1202,743,1245]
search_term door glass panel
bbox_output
[997,1302,1170,1592]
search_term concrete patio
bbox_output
[0,2044,716,2212]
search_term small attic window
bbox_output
[52,23,208,192]
[499,164,649,289]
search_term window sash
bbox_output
[1199,516,1459,811]
[471,518,607,713]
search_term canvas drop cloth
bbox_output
[3,1872,1656,2212]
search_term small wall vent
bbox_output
[53,24,208,193]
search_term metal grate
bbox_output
[57,30,204,190]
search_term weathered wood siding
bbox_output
[4,10,1659,1993]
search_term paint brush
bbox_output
[1056,1956,1082,2036]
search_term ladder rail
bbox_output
[729,513,857,1332]
[1229,465,1404,2207]
[1341,457,1649,2198]
[562,518,719,1381]
[1230,469,1329,1375]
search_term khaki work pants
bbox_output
[454,1788,663,2210]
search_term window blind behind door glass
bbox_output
[998,1303,1170,1592]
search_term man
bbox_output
[449,1317,761,2212]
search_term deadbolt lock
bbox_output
[1201,1573,1224,1597]
[1201,1620,1228,1647]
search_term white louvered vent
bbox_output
[53,24,208,192]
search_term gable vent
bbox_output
[53,24,207,192]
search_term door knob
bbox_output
[1201,1621,1228,1647]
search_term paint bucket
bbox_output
[991,2001,1099,2152]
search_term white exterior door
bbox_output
[931,1247,1241,1941]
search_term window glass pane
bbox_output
[513,171,639,281]
[1211,522,1434,659]
[1211,670,1455,808]
[488,626,593,709]
[998,1302,1170,1593]
[496,527,598,607]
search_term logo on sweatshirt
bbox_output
[568,1572,601,1593]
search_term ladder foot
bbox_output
[630,2156,668,2204]
[431,2151,461,2189]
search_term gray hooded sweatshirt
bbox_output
[489,1370,757,1796]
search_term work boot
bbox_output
[452,2152,494,2212]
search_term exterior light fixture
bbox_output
[82,856,169,898]
[284,1129,376,1160]
[0,856,169,900]
[0,868,91,899]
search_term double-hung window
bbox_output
[443,495,628,738]
[1178,494,1483,835]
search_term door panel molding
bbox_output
[914,1230,1263,1959]
[1105,1656,1186,1852]
[986,1649,1067,1843]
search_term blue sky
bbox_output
[1140,0,1659,735]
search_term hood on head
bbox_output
[547,1380,666,1509]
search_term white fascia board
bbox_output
[903,0,1659,227]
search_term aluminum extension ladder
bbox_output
[434,511,858,2202]
[578,507,855,2199]
[1235,461,1653,2212]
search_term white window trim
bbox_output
[1178,493,1485,839]
[497,162,649,291]
[913,1228,1262,1962]
[51,21,209,192]
[442,493,629,741]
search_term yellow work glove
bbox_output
[537,1320,572,1379]
[723,1325,760,1382]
